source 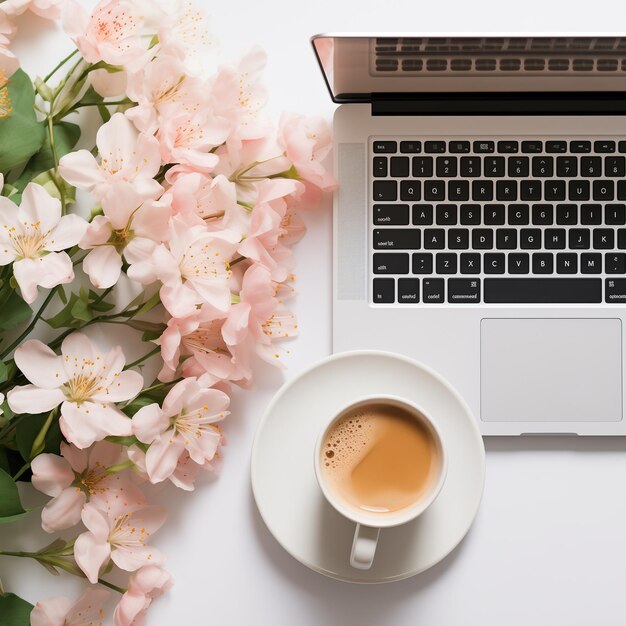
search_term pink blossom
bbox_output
[132,378,228,484]
[31,441,145,533]
[89,67,128,98]
[114,565,172,626]
[1,0,66,19]
[0,183,87,303]
[31,588,110,626]
[158,305,236,384]
[74,503,166,583]
[59,113,162,205]
[62,0,148,69]
[126,54,205,134]
[80,185,171,289]
[237,178,302,282]
[8,333,143,449]
[223,263,297,372]
[278,112,336,191]
[149,216,238,318]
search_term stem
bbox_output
[126,346,160,369]
[230,256,246,266]
[12,462,30,481]
[92,286,114,307]
[105,459,134,474]
[44,49,79,83]
[98,578,126,594]
[0,286,59,359]
[47,115,66,214]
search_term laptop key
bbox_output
[436,157,457,177]
[544,228,566,249]
[374,229,421,250]
[581,157,602,177]
[605,278,626,303]
[485,157,505,177]
[497,141,518,153]
[521,141,542,153]
[520,229,541,249]
[484,253,506,274]
[423,181,444,201]
[449,141,470,153]
[508,253,530,274]
[373,141,397,153]
[605,157,625,177]
[556,204,577,225]
[619,229,626,249]
[436,204,457,225]
[532,204,553,225]
[422,279,445,303]
[412,157,433,177]
[373,180,397,201]
[581,253,602,274]
[400,141,422,153]
[532,156,553,177]
[412,204,433,225]
[412,253,433,274]
[460,204,481,225]
[595,140,616,153]
[373,253,409,274]
[569,180,590,201]
[496,229,518,249]
[620,141,626,153]
[606,204,626,225]
[581,204,602,225]
[373,278,395,303]
[472,180,493,201]
[448,278,481,303]
[400,180,422,201]
[520,180,542,201]
[484,278,602,303]
[397,278,419,303]
[436,253,457,274]
[545,180,566,201]
[448,229,469,249]
[532,253,553,274]
[556,253,578,274]
[390,157,409,177]
[460,253,481,274]
[546,141,567,153]
[484,204,505,225]
[569,229,590,249]
[570,140,592,153]
[619,181,626,200]
[496,180,517,201]
[374,204,409,225]
[593,229,614,249]
[508,157,529,177]
[423,229,445,249]
[460,157,481,177]
[606,253,626,274]
[373,157,388,177]
[448,180,470,201]
[472,229,493,249]
[593,180,614,201]
[509,204,529,225]
[473,141,494,153]
[556,157,578,177]
[424,141,446,153]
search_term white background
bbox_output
[3,1,626,625]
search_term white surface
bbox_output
[2,1,626,625]
[251,351,485,582]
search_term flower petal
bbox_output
[83,245,122,289]
[132,403,167,444]
[58,149,104,190]
[46,214,88,251]
[36,252,75,290]
[66,588,111,625]
[74,530,111,584]
[7,385,65,414]
[145,435,185,483]
[60,401,132,449]
[81,503,111,540]
[93,369,143,403]
[14,339,67,388]
[31,453,74,496]
[111,544,164,572]
[12,257,43,303]
[31,596,73,626]
[40,487,86,533]
[19,183,61,234]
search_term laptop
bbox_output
[312,33,626,435]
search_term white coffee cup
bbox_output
[314,394,447,570]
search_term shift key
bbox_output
[374,204,410,225]
[605,278,626,303]
[373,253,409,274]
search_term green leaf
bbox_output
[122,396,156,418]
[135,291,162,316]
[25,121,80,177]
[70,296,92,322]
[45,292,81,328]
[0,467,27,520]
[0,290,32,332]
[0,593,33,626]
[0,69,45,173]
[15,412,60,461]
[0,360,7,384]
[0,448,9,474]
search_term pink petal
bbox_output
[145,435,185,483]
[93,370,143,403]
[41,487,86,533]
[60,442,89,473]
[132,404,167,444]
[81,503,110,539]
[31,453,74,496]
[161,378,198,416]
[66,588,111,625]
[83,245,122,289]
[58,149,104,190]
[87,440,124,469]
[111,544,164,572]
[36,252,75,290]
[159,282,200,318]
[74,530,111,584]
[132,201,172,241]
[14,340,66,388]
[46,214,88,251]
[80,215,113,248]
[185,430,221,465]
[96,113,137,168]
[19,183,61,234]
[7,385,65,414]
[12,257,45,303]
[60,332,98,377]
[31,596,72,626]
[60,401,132,449]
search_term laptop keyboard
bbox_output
[371,137,626,305]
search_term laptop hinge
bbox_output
[371,92,626,116]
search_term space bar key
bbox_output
[484,278,602,303]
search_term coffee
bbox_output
[320,403,441,515]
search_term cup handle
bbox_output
[350,524,380,570]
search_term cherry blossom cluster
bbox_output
[0,0,334,624]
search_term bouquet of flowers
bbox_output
[0,0,334,623]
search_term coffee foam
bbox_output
[321,411,377,473]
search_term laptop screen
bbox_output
[312,35,626,102]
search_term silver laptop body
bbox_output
[313,33,626,435]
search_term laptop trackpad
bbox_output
[481,318,622,422]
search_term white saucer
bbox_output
[251,350,485,583]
